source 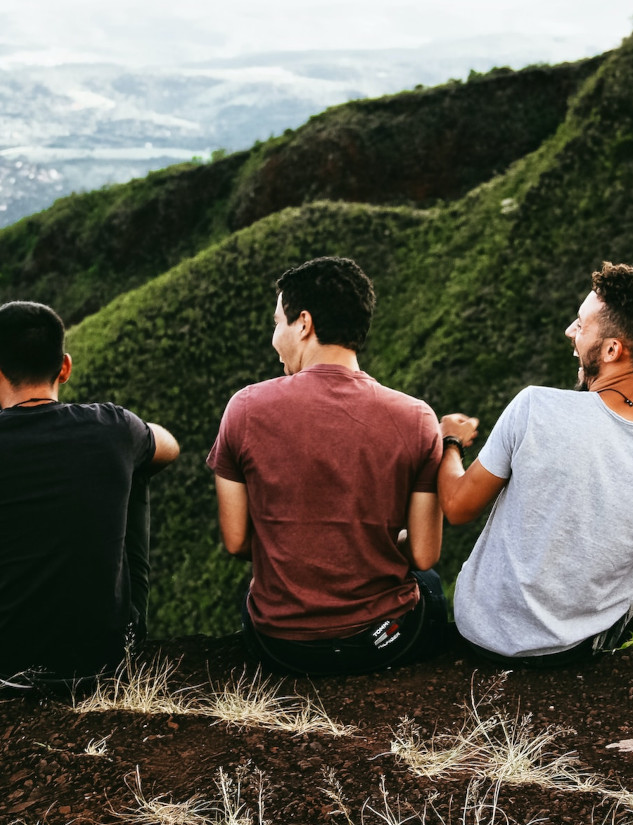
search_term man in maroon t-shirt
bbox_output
[208,256,447,675]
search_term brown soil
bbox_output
[2,632,633,825]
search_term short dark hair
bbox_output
[0,301,65,387]
[591,261,633,353]
[276,257,376,352]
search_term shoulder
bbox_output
[371,381,439,419]
[509,385,586,413]
[488,386,586,444]
[63,402,150,435]
[64,401,139,421]
[225,376,292,408]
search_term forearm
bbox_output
[148,423,180,474]
[438,413,500,524]
[215,475,253,559]
[438,446,472,524]
[438,450,507,525]
[222,531,253,560]
[406,492,443,570]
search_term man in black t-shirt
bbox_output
[0,301,179,685]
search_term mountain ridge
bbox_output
[0,39,611,228]
[0,55,602,325]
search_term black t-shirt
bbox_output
[0,401,155,675]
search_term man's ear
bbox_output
[58,353,72,385]
[602,338,626,363]
[298,310,314,340]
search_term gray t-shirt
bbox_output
[454,386,633,657]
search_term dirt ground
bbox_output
[2,631,633,825]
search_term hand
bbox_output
[440,413,480,447]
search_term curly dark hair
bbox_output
[591,261,633,352]
[276,257,376,352]
[0,301,65,387]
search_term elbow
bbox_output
[414,555,439,572]
[439,491,475,526]
[225,542,248,557]
[441,500,480,526]
[222,534,252,559]
[409,543,441,571]
[165,437,181,463]
[443,508,471,526]
[149,445,179,475]
[148,425,180,471]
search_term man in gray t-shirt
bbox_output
[439,261,633,666]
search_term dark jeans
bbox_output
[466,638,595,669]
[125,471,151,643]
[242,569,449,677]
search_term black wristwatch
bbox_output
[442,435,465,459]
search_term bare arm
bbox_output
[406,491,443,570]
[147,422,180,474]
[214,474,252,559]
[438,413,506,524]
[439,454,507,524]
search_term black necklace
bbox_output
[5,397,58,410]
[597,388,633,407]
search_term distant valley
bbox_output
[0,32,607,227]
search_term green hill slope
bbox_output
[0,153,248,325]
[227,57,603,229]
[0,57,601,326]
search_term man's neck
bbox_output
[589,365,633,393]
[589,366,633,419]
[0,383,59,410]
[301,345,360,372]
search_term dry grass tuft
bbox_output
[73,653,353,737]
[321,767,357,825]
[113,767,216,824]
[361,775,426,825]
[389,674,633,818]
[73,653,203,715]
[321,771,549,824]
[428,778,548,825]
[322,768,427,824]
[391,672,600,792]
[389,673,633,818]
[112,765,268,825]
[212,764,269,825]
[207,667,356,737]
[84,733,111,756]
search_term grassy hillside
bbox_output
[0,153,248,325]
[0,57,601,326]
[6,35,633,638]
[227,57,603,229]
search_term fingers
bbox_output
[440,413,480,446]
[441,413,469,425]
[461,417,479,447]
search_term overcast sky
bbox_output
[0,0,631,67]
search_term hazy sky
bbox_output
[0,0,632,67]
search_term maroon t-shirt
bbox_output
[208,364,442,639]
